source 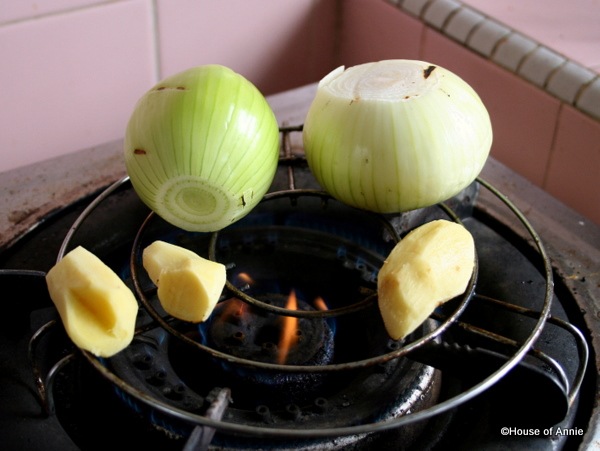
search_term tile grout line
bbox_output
[439,4,463,33]
[543,59,570,90]
[513,43,540,75]
[541,102,564,190]
[150,0,161,83]
[574,73,600,108]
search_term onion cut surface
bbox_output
[124,65,280,232]
[302,60,493,213]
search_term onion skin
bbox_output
[124,65,280,232]
[302,60,493,213]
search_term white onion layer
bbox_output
[302,60,493,213]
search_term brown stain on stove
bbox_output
[6,175,117,230]
[8,207,41,225]
[1,203,59,251]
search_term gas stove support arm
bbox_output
[464,293,590,409]
[182,388,231,451]
[27,319,78,416]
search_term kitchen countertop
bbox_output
[1,82,598,447]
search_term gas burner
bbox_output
[10,125,592,450]
[203,294,335,366]
[100,186,454,448]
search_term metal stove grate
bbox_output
[28,125,589,449]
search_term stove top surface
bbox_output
[0,161,596,450]
[0,84,598,450]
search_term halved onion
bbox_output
[124,65,280,232]
[302,60,492,213]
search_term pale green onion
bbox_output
[302,60,493,213]
[124,65,280,232]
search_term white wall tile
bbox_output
[547,61,597,104]
[466,18,511,57]
[518,46,566,87]
[422,0,461,30]
[400,0,430,17]
[576,77,600,120]
[443,7,485,43]
[492,32,538,72]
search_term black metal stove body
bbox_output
[0,121,596,450]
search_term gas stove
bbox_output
[0,84,598,450]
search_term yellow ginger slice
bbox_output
[377,219,475,340]
[142,240,226,323]
[45,246,139,357]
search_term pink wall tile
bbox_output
[421,28,561,186]
[459,0,600,70]
[338,0,423,66]
[156,0,337,96]
[545,105,600,224]
[0,0,156,173]
[0,0,105,24]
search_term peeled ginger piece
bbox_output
[45,246,139,357]
[142,240,226,323]
[377,219,475,340]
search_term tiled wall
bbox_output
[0,0,337,174]
[338,0,600,225]
[1,0,599,225]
